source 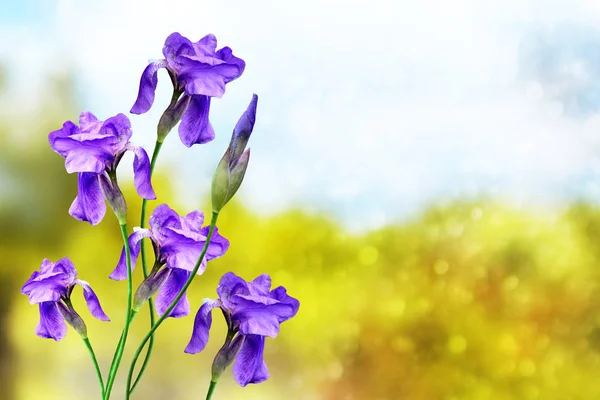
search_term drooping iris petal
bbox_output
[184,299,222,354]
[125,144,156,200]
[131,60,168,114]
[76,279,110,321]
[155,268,191,318]
[232,334,269,386]
[179,95,215,147]
[69,172,106,226]
[35,302,67,341]
[110,229,151,280]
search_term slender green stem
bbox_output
[129,140,164,394]
[103,224,135,400]
[83,337,105,398]
[205,380,218,400]
[126,212,220,398]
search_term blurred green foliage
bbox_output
[2,74,600,400]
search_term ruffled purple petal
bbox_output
[131,60,168,114]
[270,286,300,322]
[249,274,271,296]
[69,172,106,225]
[149,204,181,236]
[217,272,250,309]
[162,33,195,70]
[232,334,269,386]
[201,226,229,261]
[179,95,215,147]
[35,302,67,341]
[155,268,191,318]
[53,138,111,174]
[75,279,110,321]
[192,34,218,57]
[21,273,63,304]
[180,210,204,234]
[100,113,133,154]
[125,144,156,200]
[79,111,101,132]
[163,236,208,274]
[109,228,151,280]
[231,295,287,337]
[215,46,246,84]
[48,121,80,158]
[184,299,222,354]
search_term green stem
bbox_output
[205,380,218,400]
[126,212,220,398]
[83,337,105,398]
[103,224,135,400]
[129,140,163,394]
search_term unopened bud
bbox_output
[211,94,257,213]
[211,334,245,381]
[133,267,171,311]
[57,302,87,339]
[211,149,250,212]
[157,93,190,142]
[99,173,127,224]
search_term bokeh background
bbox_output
[3,0,600,399]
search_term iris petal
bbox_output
[131,60,168,114]
[184,299,222,354]
[178,95,215,147]
[232,334,269,386]
[35,302,67,341]
[69,172,106,225]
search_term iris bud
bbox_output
[57,302,87,339]
[211,94,258,213]
[133,268,171,311]
[157,92,190,142]
[211,334,245,381]
[99,173,127,225]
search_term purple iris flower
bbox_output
[130,32,245,147]
[110,204,229,317]
[21,258,110,341]
[49,112,156,225]
[185,272,300,386]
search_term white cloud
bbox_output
[6,0,600,229]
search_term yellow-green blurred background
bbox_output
[5,1,600,399]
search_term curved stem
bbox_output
[205,380,218,400]
[103,223,134,399]
[82,337,105,398]
[129,140,163,394]
[126,212,220,398]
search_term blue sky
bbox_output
[3,0,600,230]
